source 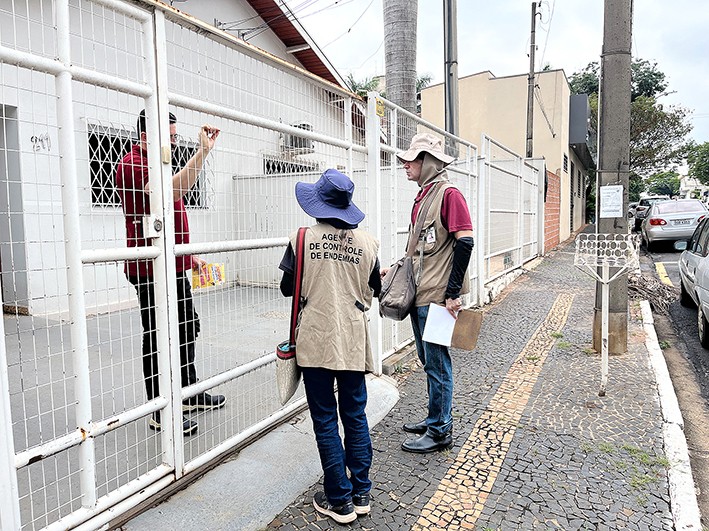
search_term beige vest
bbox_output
[412,183,471,306]
[289,223,380,372]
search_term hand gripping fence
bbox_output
[574,233,639,396]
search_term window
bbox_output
[695,221,709,256]
[171,139,205,208]
[570,161,575,182]
[88,124,134,206]
[263,155,319,176]
[577,169,582,197]
[563,154,568,173]
[88,124,205,208]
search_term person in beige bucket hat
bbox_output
[387,132,474,454]
[395,132,455,166]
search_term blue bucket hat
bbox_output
[295,169,365,225]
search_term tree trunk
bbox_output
[383,0,418,139]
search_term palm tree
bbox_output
[346,74,382,99]
[383,0,418,116]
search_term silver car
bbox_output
[633,195,670,231]
[641,199,708,251]
[676,218,709,347]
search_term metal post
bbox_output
[56,0,97,508]
[525,2,538,158]
[345,95,354,175]
[476,137,488,306]
[443,0,459,157]
[0,302,20,531]
[593,0,633,353]
[151,9,184,474]
[367,92,383,374]
[600,263,610,396]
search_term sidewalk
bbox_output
[127,236,701,530]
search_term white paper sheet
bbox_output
[422,303,456,346]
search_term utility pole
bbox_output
[593,0,633,353]
[443,0,459,156]
[525,2,538,158]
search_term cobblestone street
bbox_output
[267,241,683,530]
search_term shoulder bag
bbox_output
[379,182,444,321]
[276,227,307,405]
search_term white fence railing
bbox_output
[0,1,543,529]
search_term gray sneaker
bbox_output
[148,412,198,436]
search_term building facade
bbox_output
[421,69,593,244]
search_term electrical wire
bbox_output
[322,0,375,48]
[538,0,555,70]
[243,0,358,42]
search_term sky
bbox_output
[283,0,709,144]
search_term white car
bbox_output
[676,217,709,348]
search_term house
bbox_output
[679,174,709,202]
[0,0,359,317]
[420,69,594,249]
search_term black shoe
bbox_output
[183,392,226,412]
[313,492,356,524]
[148,412,198,436]
[352,493,371,516]
[402,419,427,434]
[401,430,452,454]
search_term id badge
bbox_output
[425,227,436,244]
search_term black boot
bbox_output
[401,429,452,454]
[402,419,427,434]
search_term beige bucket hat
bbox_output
[396,132,455,166]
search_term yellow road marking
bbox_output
[655,262,673,286]
[413,293,575,531]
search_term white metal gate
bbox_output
[479,135,542,291]
[0,2,543,529]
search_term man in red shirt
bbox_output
[387,133,474,454]
[115,110,225,435]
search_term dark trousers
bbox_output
[302,367,372,506]
[129,273,201,401]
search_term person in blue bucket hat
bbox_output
[279,168,382,524]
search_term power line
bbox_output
[538,0,555,69]
[243,0,357,42]
[323,0,375,48]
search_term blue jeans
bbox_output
[410,304,454,436]
[302,367,372,506]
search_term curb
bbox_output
[640,300,702,530]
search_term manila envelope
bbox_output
[451,309,483,351]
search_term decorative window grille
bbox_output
[88,124,134,206]
[88,125,204,208]
[563,153,568,173]
[263,155,319,175]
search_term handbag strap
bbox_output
[405,181,447,257]
[289,227,307,348]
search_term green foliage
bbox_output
[569,60,691,179]
[629,173,645,202]
[630,96,692,178]
[688,142,709,185]
[569,61,600,96]
[569,59,668,101]
[416,74,432,93]
[645,171,680,198]
[631,59,668,101]
[346,74,381,99]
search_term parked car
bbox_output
[628,201,639,218]
[633,195,670,231]
[641,199,707,251]
[676,218,709,347]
